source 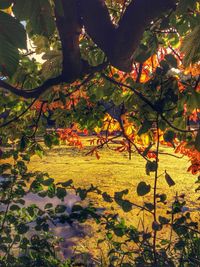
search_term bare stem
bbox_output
[153,113,160,265]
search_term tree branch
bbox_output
[0,0,176,98]
[79,0,176,72]
[0,75,63,98]
[102,74,196,133]
[0,62,107,99]
[79,0,116,60]
[54,0,83,79]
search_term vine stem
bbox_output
[28,101,45,139]
[153,113,160,265]
[0,176,14,233]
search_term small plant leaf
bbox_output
[137,182,151,196]
[165,171,175,187]
[102,192,113,203]
[159,216,170,225]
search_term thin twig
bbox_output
[118,118,148,161]
[0,98,37,128]
[159,152,184,159]
[29,101,45,138]
[102,74,196,133]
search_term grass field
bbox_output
[28,137,198,209]
[24,137,200,258]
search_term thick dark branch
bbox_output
[54,0,83,79]
[0,75,95,128]
[79,0,116,58]
[0,0,175,99]
[115,0,176,70]
[80,0,175,72]
[0,61,107,99]
[0,76,63,98]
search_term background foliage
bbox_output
[0,0,200,266]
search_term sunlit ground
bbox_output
[24,137,199,259]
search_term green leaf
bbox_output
[106,232,112,240]
[102,192,113,203]
[160,239,170,245]
[137,182,151,196]
[0,0,12,9]
[0,38,19,76]
[137,120,152,136]
[159,60,170,74]
[146,160,157,175]
[17,223,29,234]
[163,130,175,143]
[55,204,66,213]
[133,38,157,63]
[78,188,87,200]
[20,237,29,249]
[10,205,20,211]
[13,0,55,37]
[176,0,196,14]
[56,187,67,200]
[44,203,53,209]
[142,143,153,157]
[42,223,49,232]
[144,202,154,211]
[35,144,44,158]
[114,227,125,237]
[19,136,28,151]
[0,11,27,49]
[121,200,132,212]
[159,216,170,225]
[7,215,17,224]
[42,178,54,186]
[186,91,200,112]
[181,25,200,67]
[152,221,162,231]
[114,190,129,204]
[158,194,167,203]
[15,199,25,205]
[114,190,132,212]
[27,206,34,217]
[12,0,33,20]
[44,134,53,148]
[174,240,186,250]
[57,179,73,187]
[38,191,47,198]
[0,163,12,174]
[165,171,175,187]
[72,205,83,213]
[165,54,178,68]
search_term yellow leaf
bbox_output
[1,6,12,15]
[141,133,151,146]
[125,125,134,136]
[94,126,101,134]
